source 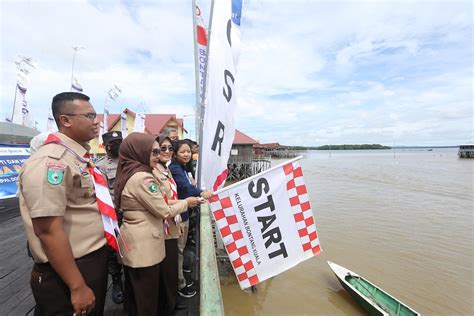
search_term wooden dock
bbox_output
[0,198,198,315]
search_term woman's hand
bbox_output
[200,190,214,199]
[179,223,186,235]
[186,197,199,207]
[174,214,182,225]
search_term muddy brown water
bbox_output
[220,148,473,315]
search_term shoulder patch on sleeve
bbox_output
[47,162,65,185]
[144,178,159,193]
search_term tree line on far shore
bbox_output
[289,144,392,150]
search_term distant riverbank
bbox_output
[290,144,391,150]
[288,144,459,150]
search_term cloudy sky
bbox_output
[1,0,472,146]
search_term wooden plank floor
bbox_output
[0,198,199,316]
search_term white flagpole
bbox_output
[196,0,214,189]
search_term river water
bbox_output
[220,148,473,315]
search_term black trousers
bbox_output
[107,245,122,277]
[30,246,108,316]
[158,239,179,315]
[123,263,160,316]
[108,210,123,277]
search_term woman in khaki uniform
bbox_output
[114,132,199,316]
[153,135,196,314]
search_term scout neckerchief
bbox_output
[157,167,179,235]
[44,134,126,254]
[158,168,178,200]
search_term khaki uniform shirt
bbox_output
[153,164,188,240]
[19,132,106,263]
[119,171,187,268]
[95,155,118,201]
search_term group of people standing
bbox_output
[18,92,212,316]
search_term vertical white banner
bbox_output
[21,99,32,127]
[133,113,146,133]
[12,76,27,125]
[194,1,207,143]
[200,0,243,191]
[120,110,128,138]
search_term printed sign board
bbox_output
[0,145,30,199]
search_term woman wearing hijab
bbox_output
[114,133,199,316]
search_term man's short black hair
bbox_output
[52,92,90,128]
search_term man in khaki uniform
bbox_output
[19,92,107,315]
[95,131,124,304]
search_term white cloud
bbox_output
[0,0,472,146]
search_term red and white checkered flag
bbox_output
[209,157,321,289]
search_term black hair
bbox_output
[156,134,172,145]
[183,138,198,146]
[173,139,192,155]
[51,92,90,128]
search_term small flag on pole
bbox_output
[120,110,128,138]
[47,108,56,132]
[71,77,83,92]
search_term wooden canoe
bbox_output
[327,261,420,316]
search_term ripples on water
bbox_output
[221,148,473,315]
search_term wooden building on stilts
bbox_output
[227,129,271,182]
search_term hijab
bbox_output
[114,132,156,209]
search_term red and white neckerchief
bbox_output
[44,134,125,254]
[161,193,171,236]
[158,168,179,235]
[169,177,178,201]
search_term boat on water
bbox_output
[327,261,420,316]
[458,144,474,158]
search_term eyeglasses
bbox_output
[160,146,174,153]
[151,146,173,156]
[64,112,97,121]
